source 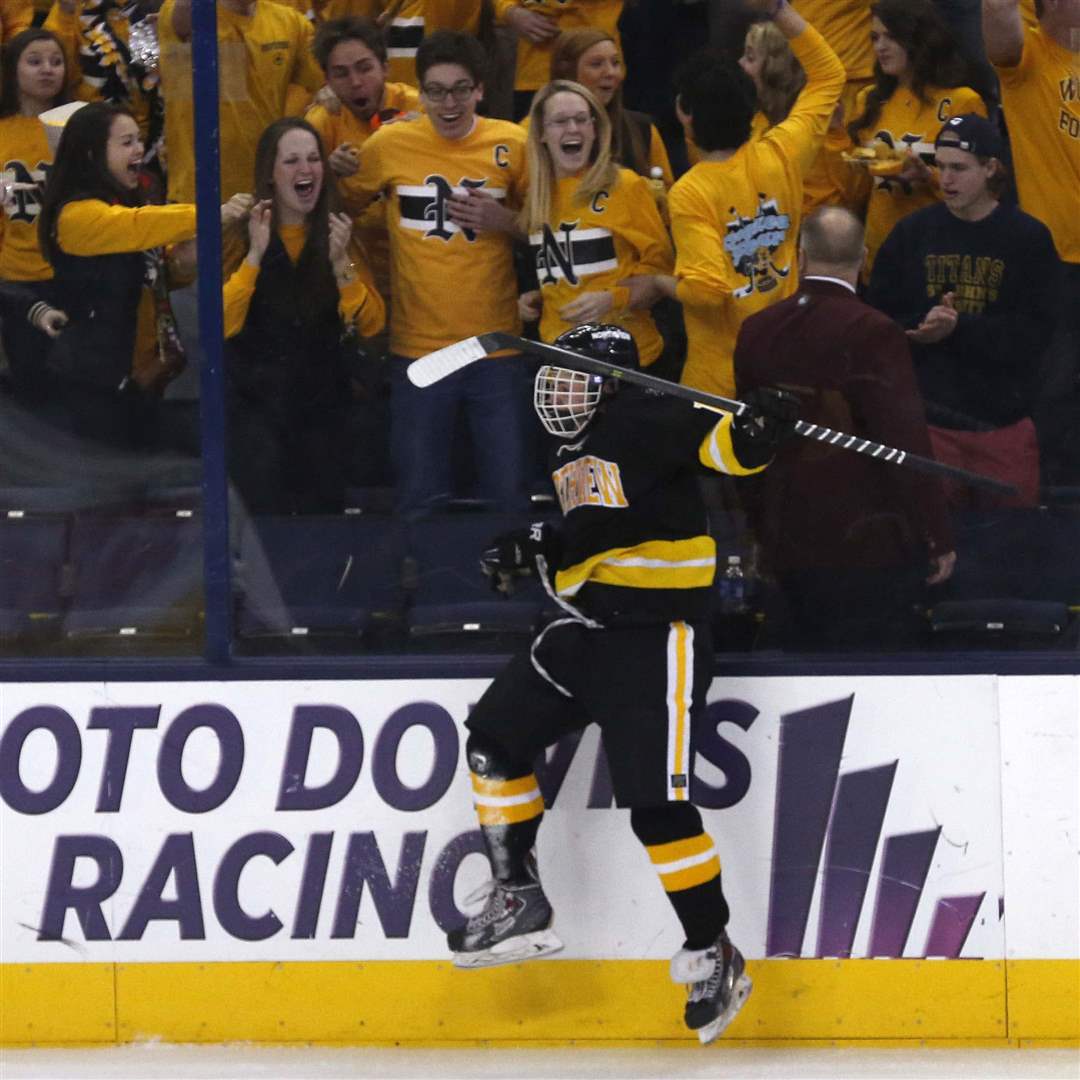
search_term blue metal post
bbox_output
[191,0,232,662]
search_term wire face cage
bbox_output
[533,365,604,437]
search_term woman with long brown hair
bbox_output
[223,116,384,514]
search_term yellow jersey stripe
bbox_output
[555,538,716,597]
[698,413,768,477]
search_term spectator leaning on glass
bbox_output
[655,0,845,401]
[842,0,986,281]
[221,117,385,516]
[348,30,530,516]
[735,206,956,651]
[517,79,673,369]
[37,101,196,448]
[0,29,70,404]
[868,113,1061,508]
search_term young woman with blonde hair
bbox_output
[518,79,672,369]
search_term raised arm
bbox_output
[982,0,1025,66]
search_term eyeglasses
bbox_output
[544,113,594,130]
[421,81,476,103]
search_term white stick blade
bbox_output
[407,337,488,387]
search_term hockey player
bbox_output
[444,322,797,1044]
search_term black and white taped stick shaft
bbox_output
[408,332,1017,496]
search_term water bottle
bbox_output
[719,555,747,615]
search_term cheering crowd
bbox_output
[0,0,1077,646]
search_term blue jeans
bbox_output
[389,355,531,517]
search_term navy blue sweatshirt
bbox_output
[868,201,1061,430]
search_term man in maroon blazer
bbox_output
[734,206,957,650]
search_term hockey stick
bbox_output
[408,332,1017,496]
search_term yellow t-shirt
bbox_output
[159,0,324,203]
[852,82,986,276]
[791,0,873,81]
[995,26,1080,263]
[0,115,54,282]
[1020,0,1038,28]
[494,0,622,92]
[383,0,424,86]
[530,168,672,364]
[307,82,420,295]
[673,25,845,400]
[350,114,527,357]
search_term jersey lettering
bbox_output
[531,221,618,286]
[590,190,608,213]
[397,175,502,242]
[2,160,49,224]
[494,143,510,168]
[936,96,952,123]
[552,455,629,513]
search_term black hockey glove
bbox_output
[730,386,801,468]
[479,521,562,597]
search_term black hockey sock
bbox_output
[631,804,730,951]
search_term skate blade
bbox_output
[452,929,564,970]
[697,972,753,1045]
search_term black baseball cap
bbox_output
[935,114,1004,159]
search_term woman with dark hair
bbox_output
[0,28,70,403]
[844,0,986,279]
[222,116,385,515]
[548,27,672,187]
[518,80,672,369]
[37,100,195,446]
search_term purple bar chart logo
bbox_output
[765,696,985,959]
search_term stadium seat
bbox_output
[0,516,69,641]
[235,514,406,644]
[405,510,545,642]
[63,514,204,639]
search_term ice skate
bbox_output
[670,931,752,1044]
[447,856,563,969]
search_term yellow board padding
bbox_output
[0,963,115,1044]
[1007,960,1080,1040]
[5,958,1065,1045]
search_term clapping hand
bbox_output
[328,211,353,272]
[907,291,958,344]
[244,199,273,265]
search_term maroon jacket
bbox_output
[734,277,953,572]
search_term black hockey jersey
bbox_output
[549,386,769,622]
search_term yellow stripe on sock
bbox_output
[646,833,715,867]
[659,855,722,893]
[470,774,540,799]
[476,795,545,826]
